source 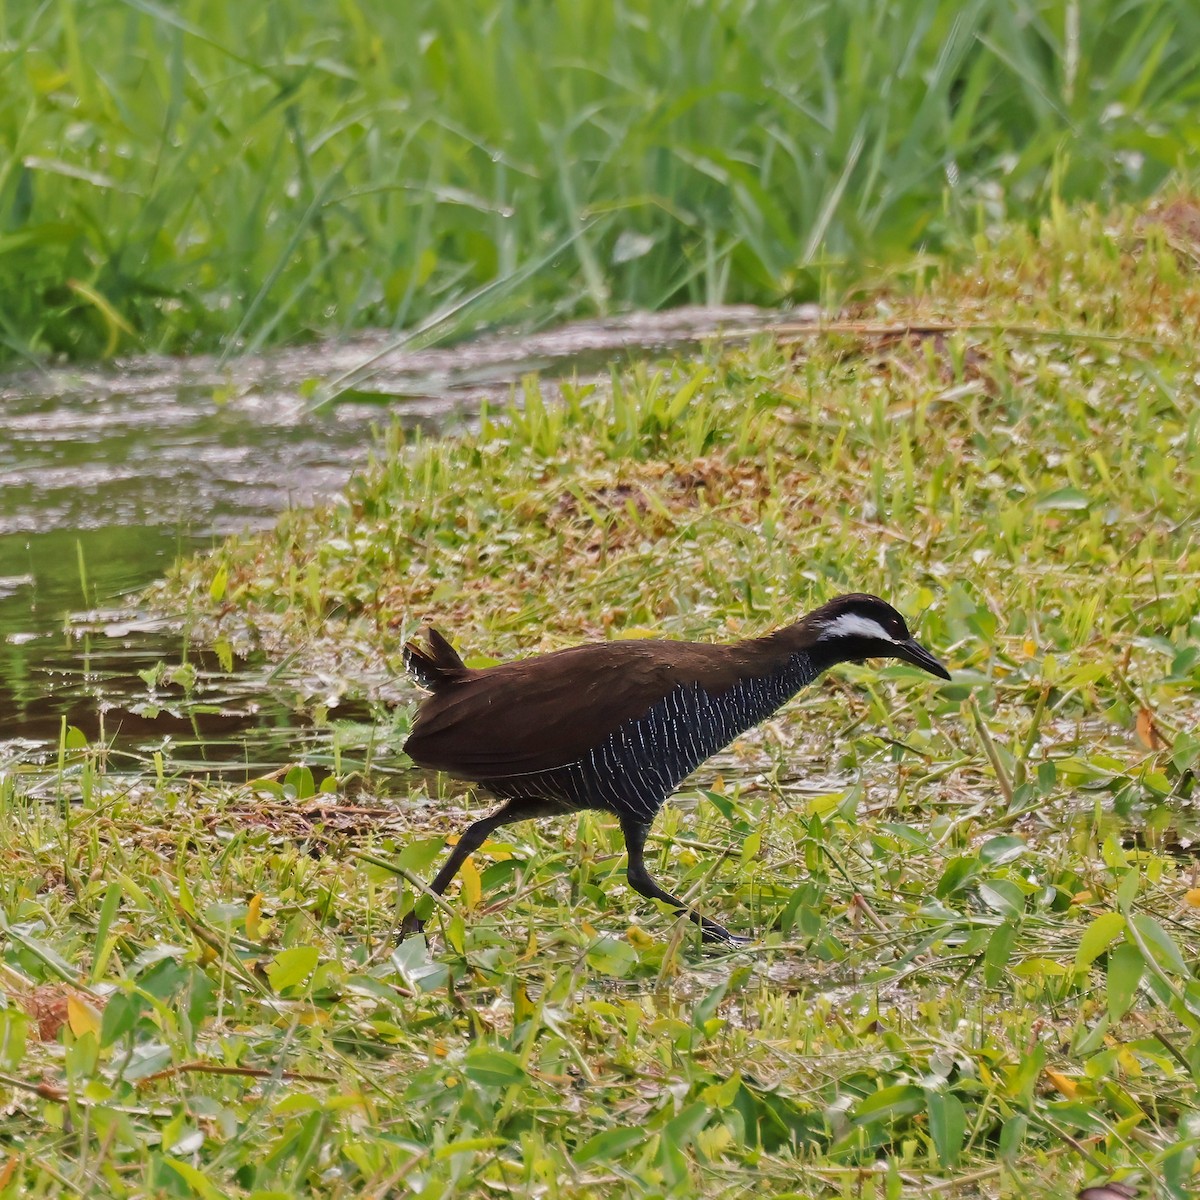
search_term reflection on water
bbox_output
[0,306,779,772]
[0,379,398,773]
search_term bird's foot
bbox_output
[697,918,752,947]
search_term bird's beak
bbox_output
[896,637,952,681]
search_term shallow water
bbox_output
[0,306,782,772]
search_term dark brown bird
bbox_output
[401,593,950,943]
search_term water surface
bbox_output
[0,307,780,773]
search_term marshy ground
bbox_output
[2,207,1199,1196]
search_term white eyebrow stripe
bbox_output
[819,613,898,641]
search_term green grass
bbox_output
[4,204,1200,1195]
[4,0,1200,362]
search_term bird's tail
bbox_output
[403,626,467,692]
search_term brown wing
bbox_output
[403,639,745,778]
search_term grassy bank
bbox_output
[4,0,1200,362]
[3,205,1200,1195]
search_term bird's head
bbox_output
[805,593,951,680]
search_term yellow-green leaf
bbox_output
[1075,912,1126,970]
[268,946,319,992]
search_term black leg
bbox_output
[619,816,748,946]
[401,797,560,938]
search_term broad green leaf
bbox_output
[398,837,449,873]
[586,935,638,978]
[284,765,316,799]
[1036,761,1057,793]
[998,1113,1028,1160]
[852,1084,925,1126]
[174,867,195,920]
[805,791,844,817]
[123,1042,174,1081]
[692,980,730,1028]
[100,992,143,1047]
[159,1158,225,1200]
[984,920,1018,987]
[92,882,123,982]
[925,1089,966,1167]
[979,835,1026,865]
[574,1126,647,1164]
[1116,868,1140,909]
[1035,487,1089,510]
[1075,912,1126,970]
[462,1047,526,1088]
[977,879,1024,918]
[267,946,319,991]
[701,1072,742,1108]
[1010,958,1069,977]
[1140,770,1172,795]
[1106,942,1143,1022]
[0,1009,27,1070]
[936,855,978,897]
[664,1101,710,1146]
[1132,914,1190,976]
[389,939,450,992]
[878,822,930,849]
[739,828,762,865]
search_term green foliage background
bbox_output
[3,0,1199,361]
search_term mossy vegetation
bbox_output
[2,205,1198,1195]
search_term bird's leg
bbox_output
[619,816,749,946]
[400,797,559,938]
